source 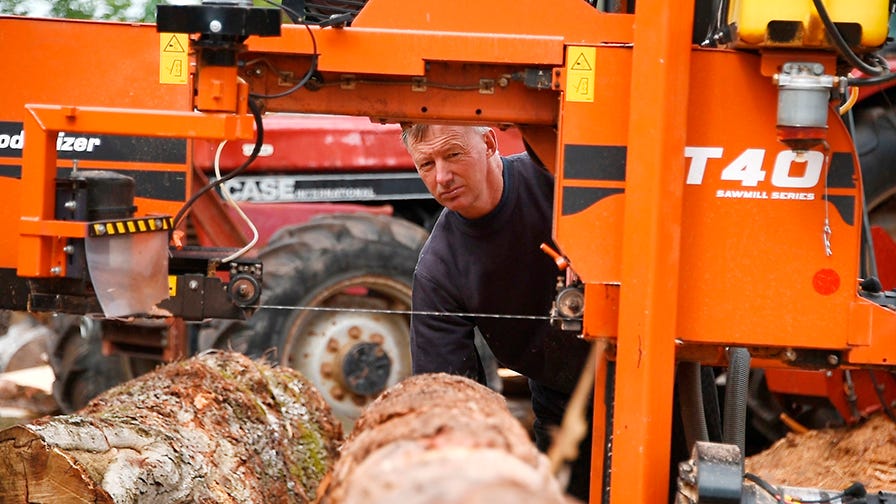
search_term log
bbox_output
[318,373,569,504]
[0,312,52,372]
[0,351,343,503]
[0,378,58,416]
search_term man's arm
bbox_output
[410,270,485,383]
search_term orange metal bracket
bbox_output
[18,104,256,277]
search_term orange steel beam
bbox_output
[245,56,563,126]
[18,105,256,277]
[609,0,694,502]
[249,26,568,76]
[348,0,633,44]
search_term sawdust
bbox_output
[745,412,896,493]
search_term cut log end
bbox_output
[0,424,113,503]
[320,373,568,504]
[0,351,343,504]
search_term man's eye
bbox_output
[418,162,434,172]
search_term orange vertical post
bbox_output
[18,109,59,277]
[608,1,694,502]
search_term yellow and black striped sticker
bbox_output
[88,216,173,237]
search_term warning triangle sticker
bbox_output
[571,53,592,71]
[164,35,186,53]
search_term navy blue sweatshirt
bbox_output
[410,153,591,394]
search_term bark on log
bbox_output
[318,373,569,504]
[0,351,343,503]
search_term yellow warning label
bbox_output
[565,46,596,103]
[168,276,177,297]
[160,33,189,85]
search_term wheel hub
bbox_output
[341,342,392,396]
[281,275,413,428]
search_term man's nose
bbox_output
[435,160,453,185]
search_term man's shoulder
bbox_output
[503,153,553,200]
[504,152,539,169]
[504,152,550,179]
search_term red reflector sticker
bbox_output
[812,268,840,296]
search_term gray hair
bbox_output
[400,124,490,148]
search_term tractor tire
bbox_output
[46,315,128,412]
[201,213,429,428]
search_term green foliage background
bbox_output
[0,0,157,22]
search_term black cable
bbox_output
[843,105,882,281]
[811,0,886,76]
[251,0,320,100]
[793,481,866,503]
[868,370,896,423]
[268,0,304,23]
[700,0,730,47]
[744,472,784,502]
[848,69,896,87]
[172,97,265,230]
[745,472,867,503]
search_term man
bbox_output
[401,124,593,500]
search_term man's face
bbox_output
[407,125,499,219]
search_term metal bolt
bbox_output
[330,385,345,401]
[326,338,340,353]
[321,362,334,379]
[50,266,62,276]
[63,245,75,254]
[783,348,798,362]
[348,326,362,339]
[209,20,222,33]
[64,200,77,211]
[96,224,107,235]
[188,280,200,290]
[370,333,384,345]
[827,354,840,366]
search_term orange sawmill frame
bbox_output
[7,0,896,501]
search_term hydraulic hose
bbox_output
[677,361,709,452]
[811,0,886,77]
[723,347,751,455]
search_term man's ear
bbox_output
[484,128,498,157]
